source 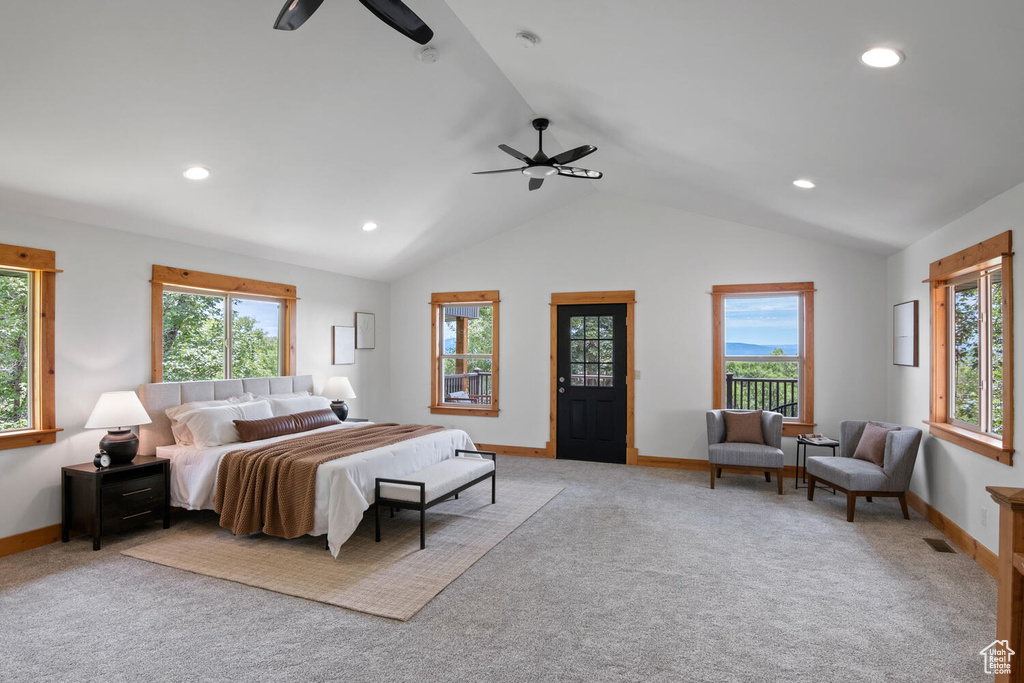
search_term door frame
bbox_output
[547,291,637,464]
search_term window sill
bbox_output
[925,421,1013,465]
[430,405,500,418]
[0,428,61,451]
[781,422,816,438]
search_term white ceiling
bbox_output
[2,1,1023,280]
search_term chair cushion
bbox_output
[723,410,764,444]
[806,455,891,491]
[853,422,898,467]
[378,457,494,504]
[708,442,784,468]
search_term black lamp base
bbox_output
[330,401,349,421]
[99,429,139,466]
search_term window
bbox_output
[927,231,1013,464]
[430,291,499,417]
[0,243,59,451]
[712,282,815,437]
[151,266,296,382]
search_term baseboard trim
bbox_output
[906,490,998,577]
[0,523,62,558]
[636,454,799,477]
[474,443,553,459]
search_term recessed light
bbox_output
[860,47,904,68]
[183,166,210,180]
[362,222,378,232]
[793,179,816,189]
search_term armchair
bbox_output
[706,410,785,494]
[806,420,922,522]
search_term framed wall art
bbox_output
[893,300,918,367]
[356,312,375,349]
[333,325,355,365]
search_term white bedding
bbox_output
[156,422,476,556]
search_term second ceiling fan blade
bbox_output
[549,145,597,166]
[473,168,524,175]
[274,0,325,30]
[358,0,434,44]
[498,144,533,164]
[528,178,544,191]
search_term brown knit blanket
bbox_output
[214,423,445,538]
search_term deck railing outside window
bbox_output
[725,373,798,417]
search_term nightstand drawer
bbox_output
[104,507,162,533]
[102,473,165,506]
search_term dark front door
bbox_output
[556,304,627,463]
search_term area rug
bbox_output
[122,480,562,621]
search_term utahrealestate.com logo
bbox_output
[980,640,1015,675]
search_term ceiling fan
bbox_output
[474,118,603,191]
[274,0,434,45]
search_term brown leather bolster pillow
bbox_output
[234,408,340,442]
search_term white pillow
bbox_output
[175,400,274,447]
[253,390,311,400]
[267,395,332,417]
[165,393,255,445]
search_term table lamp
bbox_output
[85,391,153,466]
[320,376,356,421]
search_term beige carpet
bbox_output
[122,480,562,621]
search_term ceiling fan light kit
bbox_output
[515,31,540,48]
[474,118,603,191]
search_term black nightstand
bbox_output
[62,456,170,550]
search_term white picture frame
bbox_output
[893,300,918,367]
[356,312,375,350]
[333,326,355,365]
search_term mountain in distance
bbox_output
[726,342,798,356]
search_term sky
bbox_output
[233,298,280,336]
[724,296,799,346]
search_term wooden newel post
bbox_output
[988,486,1024,682]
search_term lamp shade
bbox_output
[84,391,153,429]
[320,376,356,400]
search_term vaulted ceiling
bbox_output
[2,1,1023,280]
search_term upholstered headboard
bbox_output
[137,375,315,455]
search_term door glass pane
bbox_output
[723,361,799,416]
[584,316,598,339]
[952,280,980,426]
[0,270,31,431]
[162,291,225,381]
[231,298,282,378]
[571,363,585,386]
[990,272,1003,435]
[585,340,599,363]
[570,340,585,363]
[599,316,613,338]
[599,364,614,387]
[599,340,613,363]
[569,316,585,339]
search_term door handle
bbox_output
[559,376,565,383]
[559,387,565,393]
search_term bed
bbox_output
[138,375,475,556]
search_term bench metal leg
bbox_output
[420,508,426,550]
[492,473,496,504]
[375,503,380,542]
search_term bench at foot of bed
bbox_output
[374,449,496,550]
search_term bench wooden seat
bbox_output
[374,449,496,549]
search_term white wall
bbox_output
[390,193,889,464]
[0,208,390,539]
[887,180,1024,554]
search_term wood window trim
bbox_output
[0,243,60,451]
[429,291,500,417]
[926,231,1014,464]
[711,282,815,438]
[547,291,637,464]
[150,265,297,383]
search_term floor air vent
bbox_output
[924,538,956,553]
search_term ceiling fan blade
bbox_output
[498,144,533,164]
[528,177,544,191]
[274,0,325,30]
[473,168,525,175]
[358,0,434,44]
[549,145,597,166]
[557,166,603,180]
